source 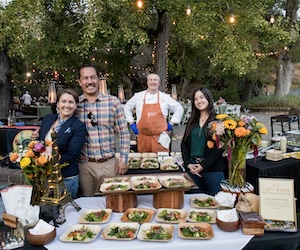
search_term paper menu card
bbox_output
[0,185,32,215]
[258,178,295,222]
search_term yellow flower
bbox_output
[20,157,31,169]
[224,119,237,130]
[216,114,228,120]
[258,127,268,134]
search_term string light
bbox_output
[136,0,143,9]
[229,14,235,24]
[186,3,191,16]
[270,15,275,24]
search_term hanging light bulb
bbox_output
[270,15,275,24]
[229,14,235,24]
[186,4,191,15]
[136,0,143,9]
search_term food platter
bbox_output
[137,223,174,242]
[100,182,131,194]
[160,163,180,171]
[159,175,193,189]
[128,158,142,169]
[101,222,140,240]
[155,208,186,224]
[140,158,159,169]
[103,177,130,183]
[187,209,216,223]
[130,175,158,182]
[79,209,112,224]
[59,224,101,243]
[121,208,155,223]
[190,196,218,209]
[178,222,214,240]
[131,180,162,191]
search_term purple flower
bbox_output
[33,142,45,153]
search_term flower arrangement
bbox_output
[208,113,268,187]
[10,140,54,186]
[9,135,68,204]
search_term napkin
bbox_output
[158,132,171,149]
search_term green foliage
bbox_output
[242,94,300,109]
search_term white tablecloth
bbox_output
[45,193,254,250]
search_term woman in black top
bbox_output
[181,87,225,195]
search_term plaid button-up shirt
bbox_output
[77,93,130,163]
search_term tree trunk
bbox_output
[180,78,190,100]
[122,72,133,101]
[275,53,294,96]
[0,50,12,117]
[274,0,297,96]
[241,78,253,102]
[153,10,170,93]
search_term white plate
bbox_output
[187,209,216,223]
[101,222,140,240]
[100,182,131,194]
[155,208,186,224]
[59,224,101,243]
[79,209,112,224]
[137,223,174,242]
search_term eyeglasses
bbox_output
[87,112,98,126]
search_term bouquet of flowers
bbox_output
[9,136,67,204]
[208,113,268,187]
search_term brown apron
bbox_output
[137,91,168,152]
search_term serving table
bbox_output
[44,193,254,250]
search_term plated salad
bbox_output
[189,211,212,222]
[193,197,217,207]
[144,225,172,240]
[66,226,96,241]
[108,226,137,239]
[158,209,181,222]
[127,210,149,222]
[180,225,209,238]
[84,210,109,222]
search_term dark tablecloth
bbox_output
[246,157,300,210]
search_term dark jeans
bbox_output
[187,169,224,195]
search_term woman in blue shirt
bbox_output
[181,87,225,195]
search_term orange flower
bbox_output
[28,141,35,148]
[211,122,218,131]
[238,120,245,127]
[25,148,35,158]
[36,155,48,166]
[207,140,215,149]
[212,133,217,141]
[9,152,19,162]
[45,140,52,146]
[234,127,248,137]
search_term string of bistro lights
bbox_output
[12,0,278,86]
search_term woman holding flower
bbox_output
[181,88,225,195]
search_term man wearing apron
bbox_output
[124,73,184,152]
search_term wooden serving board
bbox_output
[153,190,184,209]
[105,193,137,212]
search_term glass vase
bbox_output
[227,146,248,187]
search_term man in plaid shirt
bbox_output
[77,64,130,196]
